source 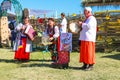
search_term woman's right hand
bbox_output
[21,25,27,31]
[78,21,82,26]
[49,37,54,41]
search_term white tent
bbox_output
[29,9,57,18]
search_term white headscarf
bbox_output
[85,7,92,12]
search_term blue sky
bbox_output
[19,0,83,18]
[0,0,83,17]
[0,0,120,18]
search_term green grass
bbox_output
[0,48,120,80]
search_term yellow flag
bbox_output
[72,13,76,17]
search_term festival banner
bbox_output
[60,33,72,52]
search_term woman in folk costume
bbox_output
[45,18,60,62]
[78,7,97,70]
[14,17,32,61]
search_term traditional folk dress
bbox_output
[14,23,32,60]
[79,16,97,64]
[45,25,60,61]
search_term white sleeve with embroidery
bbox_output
[53,26,59,38]
[15,23,23,31]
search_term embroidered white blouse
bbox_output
[79,16,97,42]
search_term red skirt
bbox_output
[57,36,60,51]
[80,40,95,64]
[14,38,30,60]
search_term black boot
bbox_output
[80,63,88,70]
[85,64,94,71]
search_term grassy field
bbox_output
[0,48,120,80]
